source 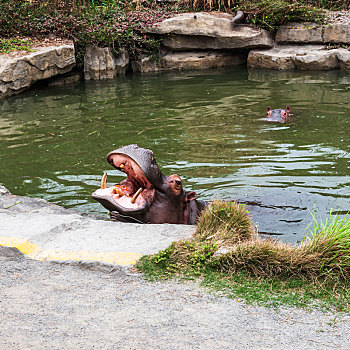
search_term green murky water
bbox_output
[1,67,350,243]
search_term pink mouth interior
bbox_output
[93,186,149,209]
[96,153,155,210]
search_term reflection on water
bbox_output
[1,67,350,243]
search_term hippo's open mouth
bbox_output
[92,153,156,215]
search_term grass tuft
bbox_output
[195,200,255,246]
[305,212,350,279]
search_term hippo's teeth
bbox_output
[101,173,107,189]
[131,188,143,204]
[120,164,124,168]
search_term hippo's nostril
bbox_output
[175,180,181,185]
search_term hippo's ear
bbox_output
[267,106,271,112]
[286,105,290,113]
[185,191,197,202]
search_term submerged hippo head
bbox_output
[92,144,205,224]
[266,106,291,123]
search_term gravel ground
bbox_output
[1,247,349,350]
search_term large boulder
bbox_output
[0,43,75,98]
[132,51,246,73]
[147,12,273,50]
[84,46,129,80]
[248,45,343,70]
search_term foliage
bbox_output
[181,0,328,29]
[0,38,33,54]
[238,0,326,29]
[136,201,350,309]
[0,0,174,61]
[181,0,349,11]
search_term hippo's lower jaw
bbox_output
[91,179,153,215]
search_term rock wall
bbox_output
[0,43,75,99]
[83,12,349,78]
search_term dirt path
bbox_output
[1,247,349,350]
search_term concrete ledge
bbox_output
[0,186,195,267]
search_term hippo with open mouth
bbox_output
[266,106,291,122]
[92,144,206,224]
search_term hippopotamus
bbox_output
[92,144,206,225]
[266,106,291,122]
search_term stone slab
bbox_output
[248,45,347,70]
[147,12,273,50]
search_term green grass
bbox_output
[136,201,350,311]
[201,270,350,311]
[0,38,33,54]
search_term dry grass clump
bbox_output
[195,200,255,247]
[142,201,350,283]
[212,238,322,279]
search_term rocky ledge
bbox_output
[0,41,75,99]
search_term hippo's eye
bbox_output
[175,180,181,186]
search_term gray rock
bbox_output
[84,46,129,80]
[147,12,273,50]
[292,49,339,70]
[132,51,246,73]
[323,23,350,44]
[0,44,75,98]
[131,56,163,73]
[247,46,300,70]
[276,22,323,44]
[248,45,341,70]
[336,48,350,70]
